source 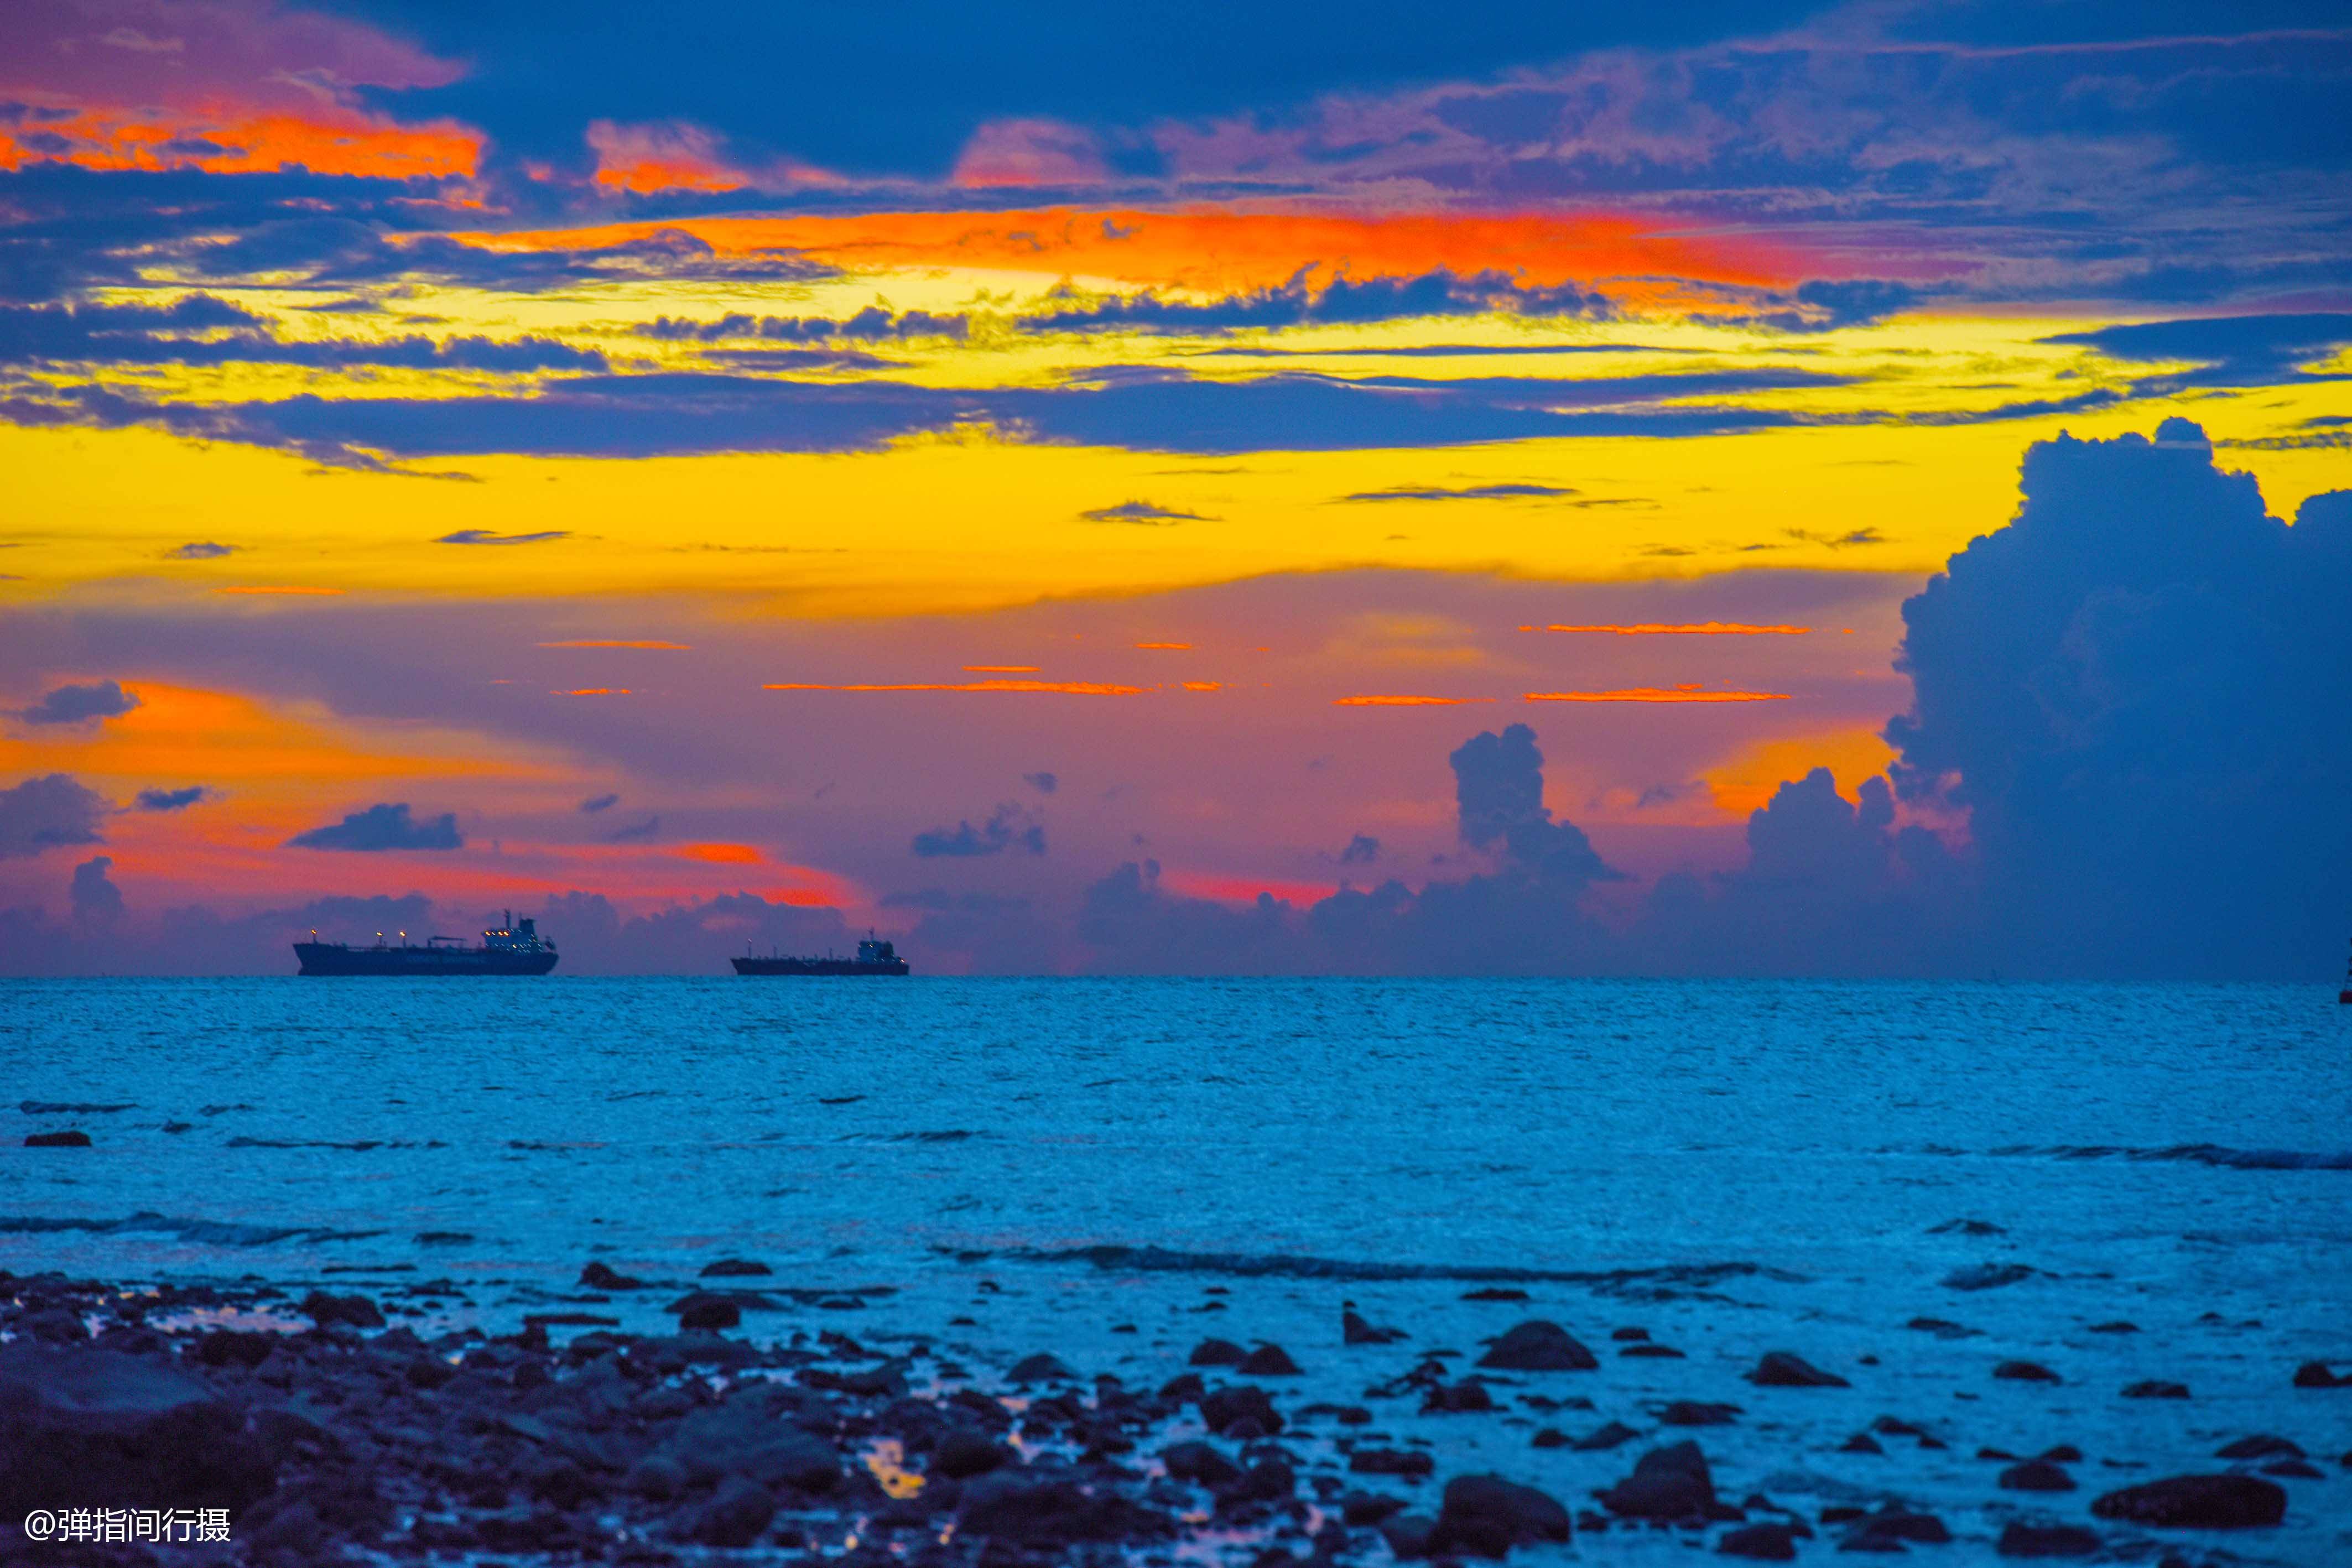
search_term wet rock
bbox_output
[625,1452,686,1500]
[1746,1351,1850,1388]
[1379,1512,1440,1558]
[935,1428,1014,1479]
[2215,1434,2302,1461]
[1477,1320,1597,1372]
[958,1471,1172,1545]
[660,1403,840,1494]
[1426,1473,1571,1557]
[1840,1432,1883,1454]
[2121,1379,2189,1398]
[1928,1218,2005,1236]
[1620,1342,1685,1358]
[2291,1360,2347,1388]
[671,1293,740,1331]
[1905,1317,1979,1338]
[1718,1521,1802,1560]
[1164,1439,1244,1487]
[2087,1320,2138,1333]
[1190,1337,1248,1366]
[1611,1327,1649,1341]
[1598,1440,1715,1522]
[2263,1458,2323,1479]
[1461,1287,1528,1301]
[1200,1383,1284,1436]
[1999,1459,2075,1492]
[1571,1421,1640,1451]
[0,1343,276,1514]
[1007,1352,1074,1383]
[2037,1444,2081,1463]
[1422,1379,1497,1414]
[578,1260,644,1290]
[1942,1263,2036,1291]
[685,1474,778,1547]
[1840,1505,1949,1551]
[1349,1447,1435,1478]
[1342,1490,1407,1526]
[1239,1343,1301,1376]
[23,1131,91,1147]
[192,1329,278,1368]
[299,1290,384,1329]
[1530,1428,1567,1449]
[1994,1360,2060,1383]
[1222,1457,1297,1507]
[2090,1473,2286,1528]
[1659,1401,1740,1426]
[700,1257,772,1277]
[1995,1521,2101,1557]
[1345,1310,1406,1346]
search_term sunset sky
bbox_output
[3,0,2348,975]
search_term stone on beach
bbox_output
[1424,1473,1572,1556]
[0,1343,275,1514]
[299,1290,384,1329]
[23,1129,91,1147]
[1237,1342,1300,1376]
[669,1292,740,1330]
[1999,1458,2075,1491]
[1943,1263,2036,1290]
[1570,1420,1641,1450]
[577,1260,644,1290]
[1476,1320,1597,1371]
[1162,1438,1243,1487]
[2215,1434,2302,1460]
[1994,1359,2061,1382]
[2291,1359,2348,1387]
[1746,1351,1850,1387]
[933,1428,1014,1478]
[2121,1379,2188,1398]
[1349,1447,1435,1478]
[1598,1440,1715,1521]
[1718,1520,1803,1559]
[1199,1383,1284,1436]
[1659,1400,1740,1425]
[699,1257,772,1277]
[2090,1473,2286,1528]
[1996,1521,2102,1557]
[1188,1337,1247,1366]
[1344,1308,1406,1345]
[1006,1351,1074,1383]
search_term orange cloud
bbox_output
[1524,686,1792,703]
[1163,871,1338,905]
[962,664,1041,672]
[214,586,346,596]
[1182,681,1224,692]
[585,118,746,195]
[679,843,761,864]
[456,205,1807,294]
[1333,694,1493,706]
[1706,728,1899,817]
[1135,642,1193,650]
[539,640,691,650]
[1523,623,1813,635]
[556,689,632,696]
[763,680,1144,695]
[0,107,478,180]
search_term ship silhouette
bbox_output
[732,933,909,977]
[294,911,559,976]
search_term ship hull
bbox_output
[294,942,558,976]
[732,956,909,977]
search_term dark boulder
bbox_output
[671,1293,740,1331]
[1199,1384,1283,1436]
[1163,1440,1243,1488]
[1348,1447,1434,1478]
[2090,1473,2286,1528]
[1189,1338,1247,1366]
[1238,1343,1300,1376]
[1598,1441,1714,1522]
[1994,1360,2060,1383]
[1422,1379,1497,1413]
[2292,1360,2346,1388]
[192,1329,278,1368]
[1570,1420,1640,1451]
[578,1261,644,1290]
[1344,1310,1405,1346]
[957,1471,1171,1545]
[1995,1522,2101,1557]
[1999,1459,2075,1492]
[933,1428,1014,1480]
[298,1290,383,1330]
[1341,1490,1407,1526]
[700,1257,772,1277]
[1718,1521,1801,1560]
[2215,1434,2302,1460]
[1746,1351,1849,1388]
[1477,1320,1596,1371]
[1378,1513,1439,1559]
[0,1343,276,1514]
[1840,1432,1883,1454]
[1007,1352,1073,1383]
[1425,1473,1570,1557]
[2121,1379,2188,1398]
[685,1475,777,1547]
[1840,1506,1949,1550]
[1659,1401,1740,1425]
[1531,1428,1567,1449]
[659,1403,840,1494]
[24,1131,91,1147]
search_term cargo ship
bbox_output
[294,913,559,976]
[733,934,909,977]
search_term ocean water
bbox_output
[5,978,2350,1560]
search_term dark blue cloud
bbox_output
[1023,772,1058,795]
[579,793,620,814]
[637,308,967,343]
[2042,314,2352,388]
[15,679,140,725]
[70,855,123,926]
[1023,270,1599,335]
[165,541,236,559]
[1338,482,1576,503]
[0,298,609,373]
[913,803,1046,858]
[134,786,212,812]
[0,773,107,858]
[287,802,464,852]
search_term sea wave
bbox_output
[0,1211,387,1246]
[996,1243,1802,1290]
[1982,1143,2352,1171]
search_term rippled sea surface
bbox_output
[6,978,2350,1560]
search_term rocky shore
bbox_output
[2,1265,2345,1566]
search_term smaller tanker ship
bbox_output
[294,912,559,976]
[732,934,909,977]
